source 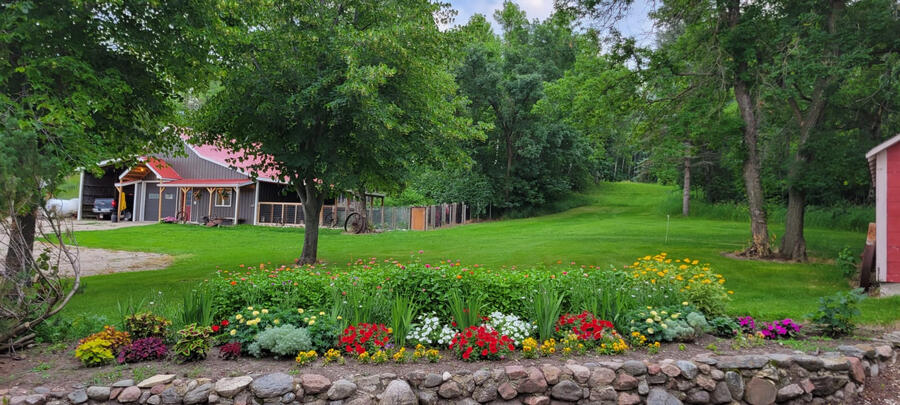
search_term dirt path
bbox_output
[1,220,173,277]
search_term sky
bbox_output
[446,0,658,46]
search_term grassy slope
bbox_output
[68,182,900,324]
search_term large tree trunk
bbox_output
[734,79,772,257]
[682,156,691,217]
[780,188,807,261]
[4,210,37,276]
[296,180,324,265]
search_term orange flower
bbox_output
[230,281,237,286]
[456,274,463,279]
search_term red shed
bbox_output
[866,134,900,283]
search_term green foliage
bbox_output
[75,339,115,367]
[124,313,172,340]
[330,285,391,327]
[807,289,866,337]
[448,291,484,331]
[35,314,111,344]
[307,315,342,353]
[172,324,213,363]
[708,317,741,338]
[181,290,215,328]
[529,284,564,342]
[389,296,418,348]
[836,247,860,278]
[247,325,312,358]
[627,305,707,343]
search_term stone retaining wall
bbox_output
[4,340,898,405]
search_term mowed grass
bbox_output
[67,182,900,324]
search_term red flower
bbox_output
[463,346,473,360]
[221,320,230,326]
[211,325,220,332]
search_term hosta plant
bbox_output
[117,337,168,364]
[448,326,515,361]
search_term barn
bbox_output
[865,134,900,284]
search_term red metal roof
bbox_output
[145,157,182,180]
[161,178,253,187]
[188,142,281,181]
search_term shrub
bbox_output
[75,338,115,367]
[483,312,534,345]
[449,326,515,361]
[807,289,865,337]
[627,254,730,315]
[124,313,172,339]
[221,306,283,344]
[79,326,131,352]
[758,319,802,340]
[247,325,312,358]
[627,304,707,342]
[406,313,456,347]
[340,323,391,354]
[836,247,859,279]
[172,323,213,362]
[307,315,342,353]
[708,317,740,338]
[117,337,168,364]
[219,342,241,360]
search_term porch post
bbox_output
[233,186,240,225]
[116,185,123,220]
[157,185,164,220]
[77,171,85,220]
[207,187,215,220]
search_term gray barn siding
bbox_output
[143,183,161,221]
[189,185,254,224]
[164,144,247,180]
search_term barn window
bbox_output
[148,193,159,200]
[215,190,233,207]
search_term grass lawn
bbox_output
[67,182,900,325]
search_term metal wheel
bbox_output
[344,212,364,234]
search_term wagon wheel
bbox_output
[344,212,364,234]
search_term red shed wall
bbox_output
[886,145,900,282]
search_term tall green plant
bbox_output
[390,296,419,348]
[529,284,564,341]
[181,289,214,327]
[448,291,484,330]
[807,289,866,337]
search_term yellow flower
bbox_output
[682,301,689,306]
[309,320,316,325]
[247,306,254,310]
[273,319,280,325]
[261,309,269,314]
[235,314,243,320]
[728,290,734,294]
[252,311,260,316]
[297,308,305,314]
[646,318,654,324]
[230,329,237,336]
[336,316,343,320]
[319,311,325,316]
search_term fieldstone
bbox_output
[755,365,779,381]
[660,364,680,378]
[590,386,617,402]
[724,371,743,400]
[327,380,357,401]
[86,386,110,401]
[647,374,668,385]
[565,364,590,383]
[710,382,731,404]
[857,344,877,359]
[280,393,294,403]
[549,381,582,402]
[872,362,881,377]
[638,381,650,395]
[233,392,250,405]
[744,377,776,405]
[517,367,548,394]
[675,361,698,379]
[617,392,640,405]
[184,383,213,405]
[186,381,199,394]
[716,355,768,369]
[473,370,492,385]
[506,366,527,380]
[67,389,88,404]
[118,387,142,403]
[822,357,850,371]
[497,383,517,401]
[675,380,694,392]
[847,357,866,383]
[32,388,48,395]
[540,365,561,385]
[523,395,549,405]
[588,368,616,387]
[111,388,124,400]
[599,361,623,371]
[438,381,463,399]
[684,390,709,404]
[793,355,824,371]
[648,363,661,375]
[710,369,724,381]
[423,374,443,389]
[160,387,182,404]
[695,375,716,391]
[138,375,177,389]
[443,372,452,381]
[417,391,437,405]
[138,391,151,403]
[875,345,893,359]
[209,394,220,404]
[300,374,332,395]
[472,382,498,403]
[776,384,803,402]
[810,375,848,396]
[251,374,295,398]
[147,395,161,405]
[837,345,865,358]
[620,360,646,376]
[646,388,682,405]
[216,377,253,398]
[151,385,167,395]
[612,373,638,391]
[380,381,416,405]
[767,354,793,368]
[799,379,815,394]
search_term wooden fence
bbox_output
[256,202,468,231]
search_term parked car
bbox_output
[92,198,115,220]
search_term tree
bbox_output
[194,0,477,264]
[1,0,214,348]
